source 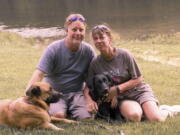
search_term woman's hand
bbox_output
[87,99,98,114]
[105,86,117,102]
[111,96,118,108]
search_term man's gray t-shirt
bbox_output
[37,39,95,94]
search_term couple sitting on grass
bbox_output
[26,13,180,122]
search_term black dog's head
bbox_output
[26,82,63,105]
[88,73,113,102]
[88,74,122,122]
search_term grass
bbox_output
[0,31,180,135]
[115,34,180,67]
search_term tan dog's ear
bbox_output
[26,86,41,97]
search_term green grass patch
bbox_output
[0,32,42,99]
[115,34,180,67]
[0,32,179,135]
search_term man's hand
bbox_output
[87,99,98,114]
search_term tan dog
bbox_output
[0,82,74,131]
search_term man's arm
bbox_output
[83,86,98,114]
[25,69,45,92]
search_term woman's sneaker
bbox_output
[159,105,180,117]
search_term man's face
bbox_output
[66,21,86,47]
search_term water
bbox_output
[0,0,180,39]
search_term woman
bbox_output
[85,24,180,122]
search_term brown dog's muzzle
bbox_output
[45,91,63,104]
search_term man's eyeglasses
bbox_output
[92,25,109,31]
[68,16,86,23]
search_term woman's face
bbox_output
[66,21,86,46]
[92,33,111,52]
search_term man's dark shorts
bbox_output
[49,91,92,120]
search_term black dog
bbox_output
[88,73,123,123]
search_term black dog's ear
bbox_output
[26,86,41,97]
[91,76,99,101]
[87,76,98,101]
[86,76,94,91]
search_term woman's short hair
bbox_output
[91,24,112,39]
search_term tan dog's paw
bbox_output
[57,127,64,131]
[51,116,76,123]
[41,122,64,131]
[64,119,76,123]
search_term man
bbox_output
[26,14,95,120]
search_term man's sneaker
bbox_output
[159,105,180,117]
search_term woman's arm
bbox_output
[106,76,143,101]
[117,76,143,93]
